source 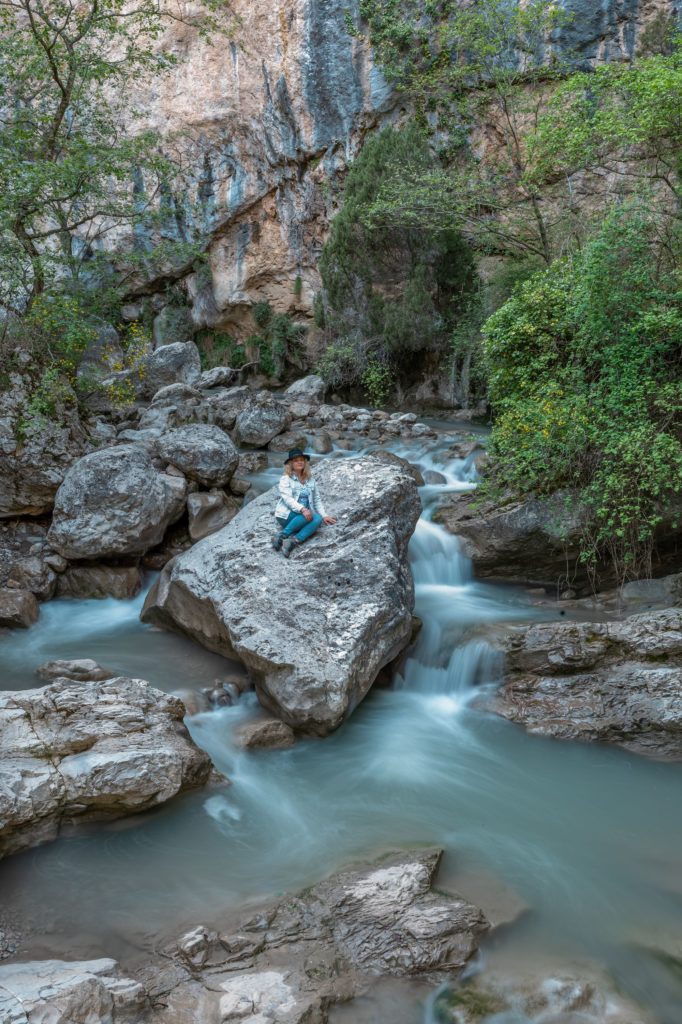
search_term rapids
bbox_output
[0,435,681,1022]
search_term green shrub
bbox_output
[483,204,682,579]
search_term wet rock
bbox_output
[233,394,290,447]
[156,424,239,486]
[187,490,241,542]
[424,470,447,485]
[0,958,147,1024]
[142,454,421,734]
[36,659,115,682]
[234,717,296,750]
[481,609,682,759]
[0,677,211,858]
[285,375,326,403]
[0,588,39,629]
[56,564,143,600]
[47,445,186,560]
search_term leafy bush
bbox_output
[483,204,682,579]
[248,303,305,378]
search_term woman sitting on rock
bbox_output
[272,448,336,557]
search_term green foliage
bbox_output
[197,331,246,370]
[316,124,476,402]
[361,361,394,406]
[483,204,682,579]
[247,302,305,378]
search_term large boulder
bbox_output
[142,341,201,397]
[285,374,326,404]
[47,445,186,560]
[233,393,290,446]
[481,608,682,760]
[0,677,211,858]
[142,454,421,734]
[156,424,239,486]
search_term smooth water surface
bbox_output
[0,437,680,1022]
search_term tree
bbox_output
[357,0,567,263]
[0,0,223,317]
[316,124,476,402]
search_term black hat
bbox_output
[285,448,310,463]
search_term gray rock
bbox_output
[77,324,126,382]
[55,564,143,600]
[199,385,252,432]
[47,445,186,560]
[187,490,241,542]
[312,430,333,454]
[197,366,237,389]
[156,424,239,486]
[233,394,290,447]
[0,677,211,857]
[267,430,308,453]
[237,451,269,475]
[36,659,115,682]
[5,556,57,601]
[141,454,421,734]
[0,588,39,629]
[481,609,682,759]
[285,375,326,403]
[0,958,147,1024]
[143,341,201,397]
[0,375,88,518]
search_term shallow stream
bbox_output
[1,436,681,1022]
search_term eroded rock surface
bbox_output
[0,850,489,1023]
[481,609,682,759]
[156,424,239,486]
[142,454,421,733]
[0,677,211,858]
[47,445,186,560]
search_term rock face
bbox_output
[187,489,241,541]
[0,677,211,858]
[142,454,421,733]
[482,608,682,759]
[0,374,88,518]
[156,423,239,485]
[55,563,143,600]
[47,445,186,560]
[0,850,489,1023]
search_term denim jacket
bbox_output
[275,473,327,520]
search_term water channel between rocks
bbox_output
[1,435,681,1023]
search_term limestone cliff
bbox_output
[123,0,680,342]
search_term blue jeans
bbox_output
[277,510,323,543]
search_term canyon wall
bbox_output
[125,0,681,343]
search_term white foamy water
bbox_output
[0,432,680,1022]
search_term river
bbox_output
[1,435,681,1023]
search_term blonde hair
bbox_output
[284,459,312,482]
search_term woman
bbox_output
[272,448,336,557]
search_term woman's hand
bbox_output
[301,508,313,522]
[323,516,337,525]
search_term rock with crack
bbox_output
[480,608,682,759]
[0,677,211,858]
[141,454,421,734]
[47,445,187,560]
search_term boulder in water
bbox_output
[55,563,143,599]
[482,608,682,760]
[0,588,39,629]
[36,659,116,682]
[47,445,186,560]
[0,677,211,857]
[141,454,421,734]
